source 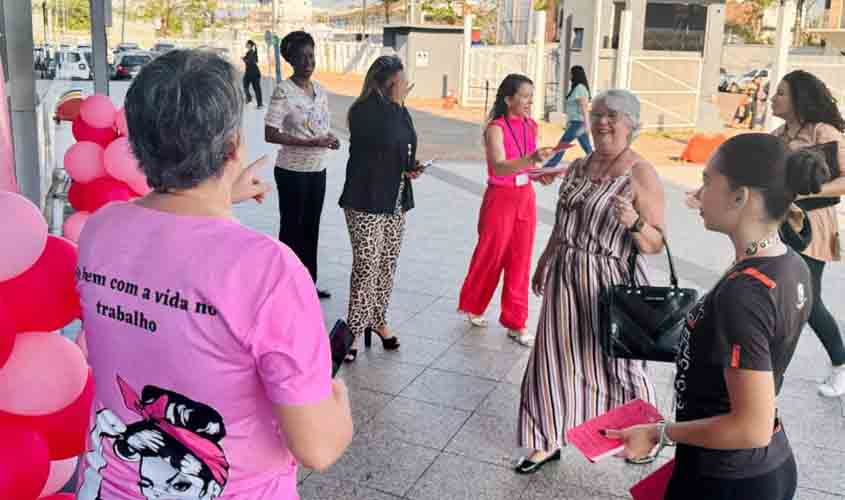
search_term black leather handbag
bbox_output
[599,238,699,363]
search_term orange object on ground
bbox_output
[53,90,84,123]
[443,90,458,109]
[681,133,726,164]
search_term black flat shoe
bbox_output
[364,327,400,350]
[317,289,331,300]
[343,349,358,363]
[514,449,561,474]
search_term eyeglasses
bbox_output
[589,111,622,123]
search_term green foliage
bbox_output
[37,0,91,31]
[136,0,220,37]
[422,0,458,25]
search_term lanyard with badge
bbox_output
[504,118,530,186]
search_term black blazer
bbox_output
[339,93,416,214]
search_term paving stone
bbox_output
[359,396,471,450]
[299,476,402,500]
[445,413,521,467]
[342,356,426,395]
[400,368,498,411]
[314,434,439,497]
[406,453,532,500]
[433,344,526,381]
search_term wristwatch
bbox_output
[629,215,645,233]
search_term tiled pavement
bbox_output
[45,80,845,499]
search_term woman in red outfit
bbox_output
[458,74,556,347]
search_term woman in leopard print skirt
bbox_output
[339,55,426,361]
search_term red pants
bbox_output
[459,184,536,330]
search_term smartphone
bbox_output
[328,319,355,377]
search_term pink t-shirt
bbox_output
[487,116,538,187]
[75,202,332,500]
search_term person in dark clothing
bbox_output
[264,31,338,300]
[608,133,831,500]
[339,55,426,362]
[243,40,262,108]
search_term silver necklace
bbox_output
[744,232,781,257]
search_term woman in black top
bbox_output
[609,134,830,499]
[242,40,262,108]
[340,55,424,361]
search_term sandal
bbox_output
[508,329,535,347]
[466,314,488,328]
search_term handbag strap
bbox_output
[627,233,680,289]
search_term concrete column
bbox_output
[559,13,573,112]
[3,0,41,205]
[532,10,547,120]
[90,0,110,95]
[696,3,725,131]
[614,9,632,88]
[460,14,472,106]
[768,0,796,131]
[590,0,602,93]
[627,0,646,52]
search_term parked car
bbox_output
[725,68,769,93]
[113,42,141,56]
[152,42,177,55]
[55,48,92,80]
[111,51,153,80]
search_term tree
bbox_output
[136,0,219,37]
[422,0,458,25]
[383,0,400,24]
[36,0,91,32]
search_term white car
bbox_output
[55,48,92,80]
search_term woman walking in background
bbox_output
[265,31,339,299]
[546,65,593,166]
[340,55,426,361]
[751,76,769,130]
[771,69,845,397]
[515,89,666,473]
[458,74,556,347]
[242,40,262,108]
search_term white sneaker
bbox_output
[508,329,535,347]
[818,366,845,398]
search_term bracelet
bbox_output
[658,421,675,448]
[629,215,645,233]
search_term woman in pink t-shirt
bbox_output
[76,50,352,500]
[458,74,556,347]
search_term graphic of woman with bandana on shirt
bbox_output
[78,376,229,500]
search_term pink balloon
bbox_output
[0,191,48,282]
[64,141,105,183]
[38,456,77,498]
[103,136,142,184]
[127,176,152,196]
[114,107,128,136]
[79,94,116,129]
[62,211,90,244]
[0,332,88,416]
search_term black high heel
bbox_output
[365,327,400,350]
[344,349,358,363]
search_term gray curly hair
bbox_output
[592,89,642,144]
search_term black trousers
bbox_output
[666,454,797,500]
[802,254,845,365]
[274,168,326,284]
[243,74,262,107]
